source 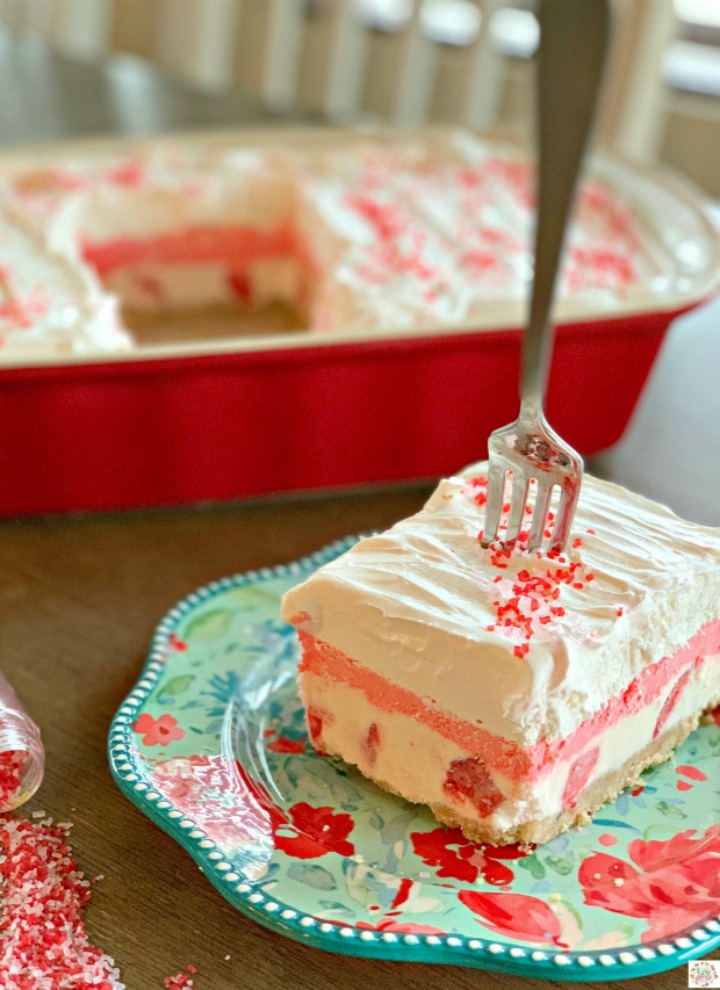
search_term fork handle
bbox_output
[521,0,611,413]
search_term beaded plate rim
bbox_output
[108,537,720,980]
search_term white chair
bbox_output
[0,0,679,163]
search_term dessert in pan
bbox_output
[0,131,671,356]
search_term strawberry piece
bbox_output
[306,706,330,753]
[442,757,504,818]
[364,722,381,765]
[653,668,691,740]
[228,270,252,301]
[562,746,600,808]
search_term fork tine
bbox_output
[504,473,528,544]
[551,484,579,551]
[527,481,554,552]
[481,464,505,547]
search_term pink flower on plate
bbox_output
[323,917,446,937]
[579,823,720,943]
[272,802,355,860]
[133,712,185,747]
[458,890,567,947]
[411,825,528,886]
[151,755,278,855]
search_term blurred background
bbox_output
[0,0,717,195]
[0,0,718,525]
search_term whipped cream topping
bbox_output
[6,149,296,249]
[299,133,665,331]
[282,463,720,745]
[0,206,129,355]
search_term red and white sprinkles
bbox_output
[163,965,198,989]
[485,549,596,659]
[0,816,124,989]
[462,475,602,659]
[0,752,28,812]
[0,815,204,986]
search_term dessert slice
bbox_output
[281,465,720,846]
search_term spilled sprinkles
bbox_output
[0,816,124,989]
[163,965,197,988]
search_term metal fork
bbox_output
[482,0,610,554]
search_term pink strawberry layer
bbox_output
[296,619,720,782]
[82,224,297,276]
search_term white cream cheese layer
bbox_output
[282,464,720,746]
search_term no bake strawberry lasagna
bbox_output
[281,466,720,846]
[0,133,662,357]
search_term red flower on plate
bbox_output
[458,890,567,947]
[266,734,306,754]
[133,713,185,747]
[272,802,355,860]
[579,823,720,942]
[411,826,528,885]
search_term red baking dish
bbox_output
[0,130,717,518]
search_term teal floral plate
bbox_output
[108,537,720,981]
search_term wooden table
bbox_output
[1,485,716,990]
[1,27,719,990]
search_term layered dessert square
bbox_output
[281,465,720,845]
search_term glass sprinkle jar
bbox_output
[0,672,44,812]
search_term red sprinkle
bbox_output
[164,969,197,989]
[467,472,599,659]
[0,750,27,811]
[616,606,624,617]
[0,816,123,988]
